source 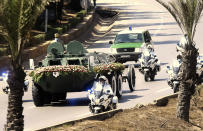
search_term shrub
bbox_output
[69,17,81,28]
[29,33,45,47]
[45,26,63,40]
[0,47,8,56]
[76,10,86,20]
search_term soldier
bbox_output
[54,33,65,51]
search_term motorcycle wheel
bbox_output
[173,84,179,93]
[144,73,150,82]
[88,103,94,113]
[112,103,117,109]
[150,74,155,81]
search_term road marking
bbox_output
[156,87,171,93]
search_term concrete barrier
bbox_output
[153,93,178,106]
[36,109,123,131]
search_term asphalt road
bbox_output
[0,0,203,130]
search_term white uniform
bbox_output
[91,82,113,95]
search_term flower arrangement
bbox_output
[29,65,94,83]
[93,63,125,75]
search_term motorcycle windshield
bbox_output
[94,91,102,99]
[173,67,179,74]
[143,56,150,65]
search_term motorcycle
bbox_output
[166,64,180,93]
[0,72,29,94]
[139,49,160,82]
[87,81,118,114]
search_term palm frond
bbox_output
[0,0,48,61]
[156,0,203,44]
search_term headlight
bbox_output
[135,48,141,52]
[111,48,117,54]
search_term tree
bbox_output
[0,0,47,130]
[156,0,203,122]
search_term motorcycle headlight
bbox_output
[111,48,117,54]
[95,99,100,105]
[24,80,29,87]
[135,48,141,52]
[100,98,104,102]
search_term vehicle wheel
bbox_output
[144,73,150,82]
[173,85,179,93]
[110,76,117,96]
[43,91,52,105]
[58,93,67,101]
[116,75,123,98]
[88,103,94,113]
[112,103,117,109]
[32,84,44,107]
[150,74,155,81]
[128,65,136,91]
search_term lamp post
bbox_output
[45,6,48,33]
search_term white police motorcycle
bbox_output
[0,72,29,94]
[139,46,160,81]
[87,76,118,114]
[166,60,181,93]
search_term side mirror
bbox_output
[109,41,113,44]
[29,59,35,70]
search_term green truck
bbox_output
[109,29,153,63]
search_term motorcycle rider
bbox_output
[88,76,117,113]
[167,58,181,87]
[176,34,188,59]
[140,44,160,71]
[90,76,113,97]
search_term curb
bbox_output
[36,109,123,131]
[153,93,178,106]
[0,11,94,73]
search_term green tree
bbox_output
[156,0,203,122]
[0,0,47,130]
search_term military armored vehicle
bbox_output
[29,40,136,107]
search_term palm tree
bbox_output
[0,0,48,130]
[156,0,203,122]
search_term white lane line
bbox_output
[156,87,171,93]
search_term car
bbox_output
[109,29,153,63]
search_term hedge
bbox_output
[28,33,46,47]
[0,47,8,56]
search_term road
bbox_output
[0,0,203,130]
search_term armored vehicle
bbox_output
[30,40,136,107]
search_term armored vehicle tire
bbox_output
[116,75,123,98]
[110,76,117,96]
[32,84,44,107]
[128,65,136,92]
[43,91,52,105]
